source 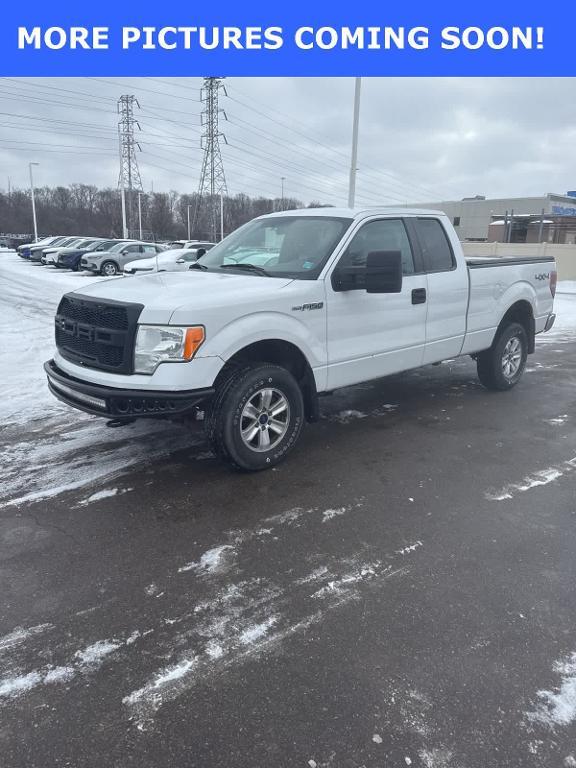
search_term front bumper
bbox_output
[44,359,214,419]
[80,261,99,272]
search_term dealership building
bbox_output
[407,192,576,243]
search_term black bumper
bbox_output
[44,359,214,419]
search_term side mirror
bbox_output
[196,249,206,259]
[365,251,403,294]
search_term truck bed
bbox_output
[461,255,556,355]
[465,255,556,268]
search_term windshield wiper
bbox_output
[220,263,269,277]
[188,261,208,271]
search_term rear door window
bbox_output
[414,218,455,272]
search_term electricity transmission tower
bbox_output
[193,77,228,241]
[117,95,143,238]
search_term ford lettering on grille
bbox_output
[55,294,144,374]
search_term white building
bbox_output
[406,193,576,241]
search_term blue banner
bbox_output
[0,0,565,76]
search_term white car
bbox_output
[46,208,557,471]
[123,244,214,275]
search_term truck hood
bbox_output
[71,271,295,324]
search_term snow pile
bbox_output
[554,282,576,330]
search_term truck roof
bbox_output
[259,207,447,220]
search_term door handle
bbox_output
[411,288,427,305]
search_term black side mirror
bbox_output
[196,249,206,259]
[365,251,403,294]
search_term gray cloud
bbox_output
[1,77,575,206]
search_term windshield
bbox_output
[56,238,79,247]
[198,216,352,279]
[108,241,134,252]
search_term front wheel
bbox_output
[477,322,528,391]
[100,261,118,276]
[206,363,305,471]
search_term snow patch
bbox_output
[322,507,347,523]
[44,666,75,684]
[178,545,234,574]
[0,672,42,698]
[485,461,575,501]
[396,541,423,556]
[527,652,576,728]
[74,639,121,666]
[546,415,569,426]
[238,617,278,645]
[0,623,52,653]
[418,748,454,768]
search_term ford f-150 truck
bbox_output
[45,208,557,470]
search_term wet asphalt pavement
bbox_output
[2,312,576,767]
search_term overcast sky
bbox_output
[1,77,575,207]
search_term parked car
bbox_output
[45,208,557,471]
[56,240,127,271]
[43,238,100,266]
[123,244,215,275]
[80,241,164,276]
[18,236,67,259]
[31,237,84,263]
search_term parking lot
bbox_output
[1,253,576,767]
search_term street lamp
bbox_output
[29,162,39,241]
[348,77,362,208]
[187,204,192,240]
[138,192,144,240]
[280,177,286,211]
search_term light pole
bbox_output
[220,192,224,241]
[187,204,192,240]
[138,193,144,240]
[280,176,286,211]
[348,77,362,208]
[28,162,39,241]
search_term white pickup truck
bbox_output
[45,208,557,470]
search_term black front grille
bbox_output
[55,294,143,374]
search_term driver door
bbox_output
[326,217,428,390]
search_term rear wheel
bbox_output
[206,363,305,471]
[477,322,528,391]
[100,261,118,276]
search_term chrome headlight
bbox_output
[134,325,205,374]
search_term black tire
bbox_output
[477,322,528,391]
[100,260,118,276]
[206,363,305,471]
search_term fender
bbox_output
[196,310,328,390]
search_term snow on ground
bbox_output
[0,255,202,507]
[554,282,576,330]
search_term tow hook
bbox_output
[106,418,136,428]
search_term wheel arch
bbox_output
[497,299,535,353]
[215,338,319,422]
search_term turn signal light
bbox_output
[184,326,205,359]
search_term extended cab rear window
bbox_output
[414,218,455,272]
